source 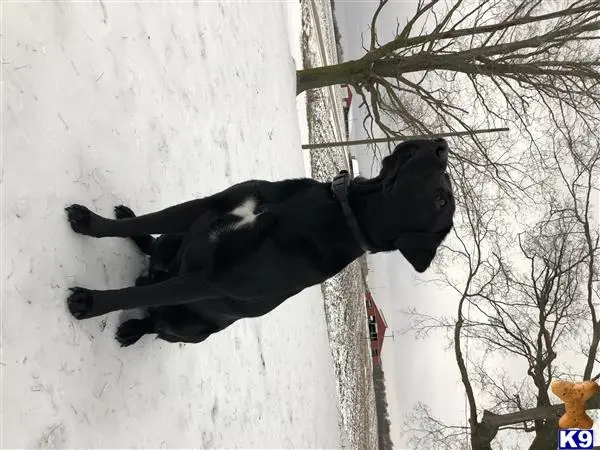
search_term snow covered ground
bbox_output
[301,1,378,448]
[2,2,344,448]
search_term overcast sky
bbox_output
[333,1,599,448]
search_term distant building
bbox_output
[340,84,353,109]
[365,292,388,366]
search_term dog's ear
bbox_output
[394,232,444,273]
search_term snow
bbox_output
[1,2,344,448]
[301,2,378,448]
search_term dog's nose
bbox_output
[433,138,448,164]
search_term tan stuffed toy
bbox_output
[551,379,599,429]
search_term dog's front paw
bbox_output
[65,204,96,235]
[67,287,95,319]
[114,205,136,219]
[116,319,151,347]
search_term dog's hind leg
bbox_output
[114,205,155,254]
[113,317,155,347]
[153,306,219,344]
[135,270,171,287]
[138,234,184,286]
[151,234,184,267]
[115,307,218,346]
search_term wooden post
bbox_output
[301,127,510,150]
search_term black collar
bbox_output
[331,170,369,252]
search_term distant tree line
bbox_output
[373,364,394,450]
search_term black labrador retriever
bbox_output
[65,138,455,346]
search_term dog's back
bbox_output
[173,179,363,289]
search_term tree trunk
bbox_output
[584,323,600,380]
[471,421,497,450]
[468,393,599,449]
[528,422,559,450]
[296,51,600,95]
[294,55,488,94]
[296,59,371,94]
[483,392,598,429]
[296,57,423,94]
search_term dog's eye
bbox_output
[436,196,447,209]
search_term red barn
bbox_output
[365,292,388,365]
[340,84,353,109]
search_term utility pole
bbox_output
[301,127,509,150]
[383,331,397,341]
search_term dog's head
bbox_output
[363,138,455,273]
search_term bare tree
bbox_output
[298,0,600,196]
[548,108,600,382]
[403,156,509,450]
[401,120,599,449]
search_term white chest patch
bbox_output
[231,198,259,228]
[209,198,260,242]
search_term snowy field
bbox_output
[301,1,378,448]
[1,2,345,448]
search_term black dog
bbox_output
[65,139,455,346]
